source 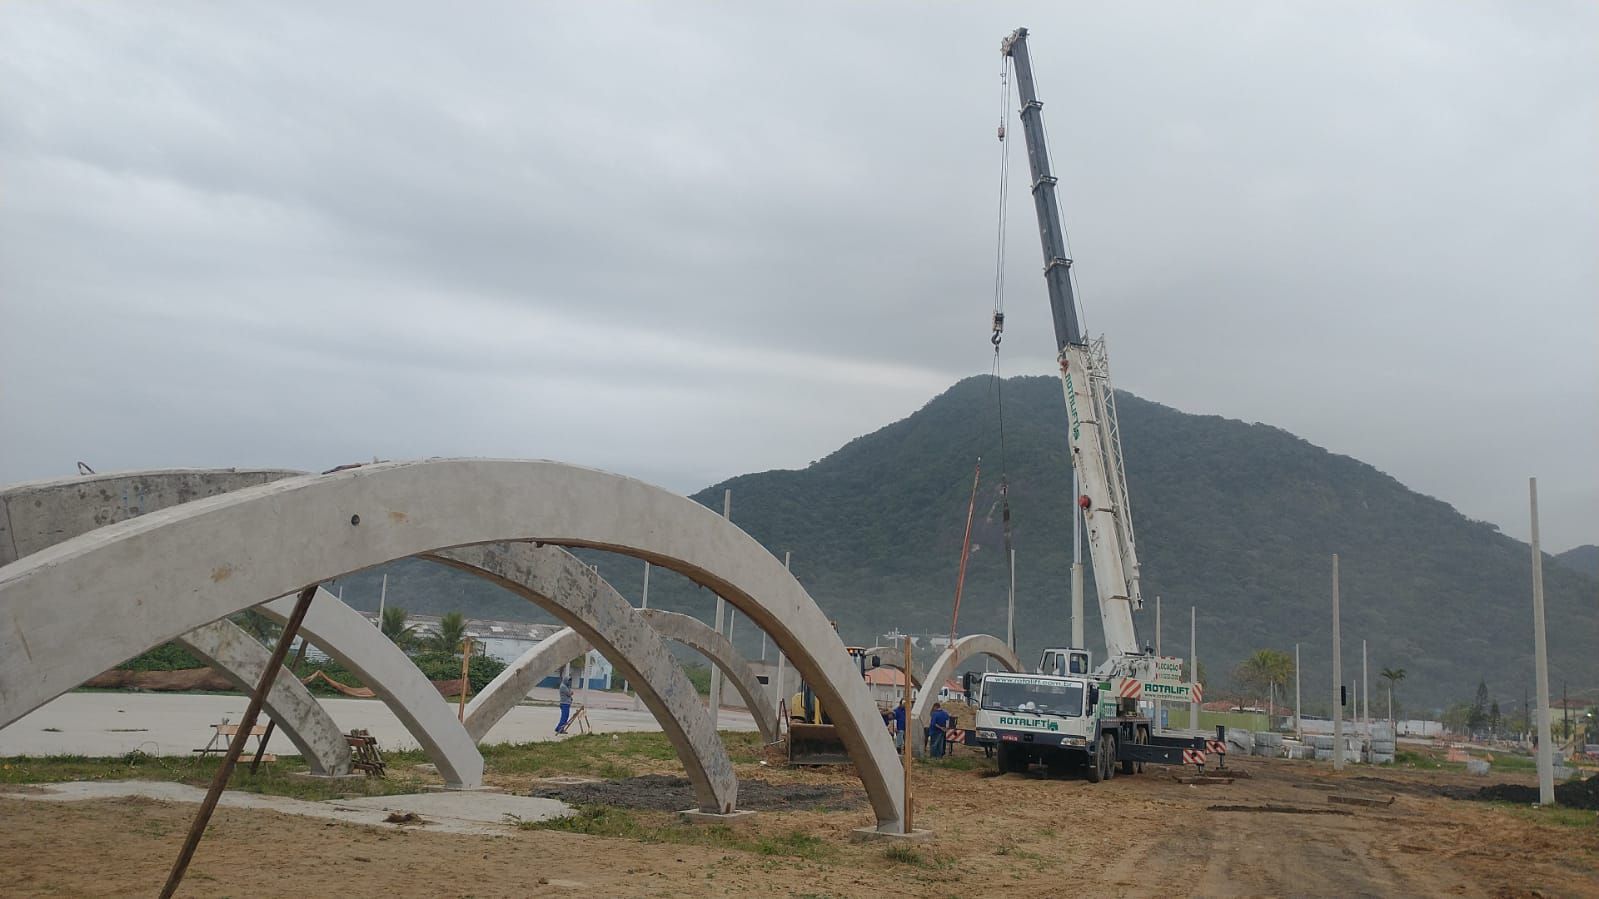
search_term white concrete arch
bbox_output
[431,544,738,813]
[0,460,905,830]
[0,470,484,789]
[258,590,484,788]
[464,627,588,742]
[175,619,352,776]
[861,646,924,687]
[637,608,780,743]
[911,634,1020,747]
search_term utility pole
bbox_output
[1155,596,1162,656]
[1189,606,1198,731]
[708,489,731,728]
[1362,639,1369,739]
[1529,478,1554,805]
[1332,554,1343,771]
[1071,471,1084,649]
[775,551,790,711]
[378,573,387,621]
[902,635,915,835]
[1294,642,1302,739]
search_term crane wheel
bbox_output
[1102,733,1117,780]
[1086,739,1104,783]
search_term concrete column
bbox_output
[1188,606,1198,731]
[1529,478,1554,805]
[1294,642,1302,739]
[707,489,731,729]
[1333,554,1343,771]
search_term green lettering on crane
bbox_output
[1064,372,1081,441]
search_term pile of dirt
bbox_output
[1471,773,1599,810]
[529,774,865,812]
[82,668,236,692]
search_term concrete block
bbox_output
[678,808,758,825]
[850,826,935,843]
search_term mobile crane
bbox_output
[965,28,1221,781]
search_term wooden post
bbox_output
[160,586,316,899]
[902,636,913,834]
[250,634,311,774]
[458,637,473,723]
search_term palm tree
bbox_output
[380,606,417,649]
[1235,649,1295,725]
[1379,667,1406,731]
[428,610,469,655]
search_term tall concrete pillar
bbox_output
[1332,554,1343,771]
[1529,478,1554,805]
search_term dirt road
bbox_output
[2,748,1594,897]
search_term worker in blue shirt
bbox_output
[929,702,952,757]
[893,701,907,750]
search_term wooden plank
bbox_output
[1328,794,1395,808]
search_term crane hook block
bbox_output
[991,311,1005,346]
[997,124,1006,141]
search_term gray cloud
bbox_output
[2,1,1594,548]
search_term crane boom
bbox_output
[1002,27,1145,664]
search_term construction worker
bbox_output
[555,674,574,733]
[930,702,952,757]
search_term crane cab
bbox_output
[1040,648,1091,677]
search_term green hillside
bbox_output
[337,375,1597,713]
[1556,545,1599,579]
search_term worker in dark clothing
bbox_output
[930,702,952,757]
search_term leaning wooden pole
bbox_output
[250,633,311,774]
[160,586,317,899]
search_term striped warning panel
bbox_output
[947,729,965,743]
[1206,740,1227,755]
[1182,748,1205,765]
[1117,678,1143,700]
[1191,683,1203,703]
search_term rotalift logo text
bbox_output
[998,716,1060,732]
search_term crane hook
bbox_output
[990,311,1005,347]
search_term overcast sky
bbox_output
[2,2,1594,550]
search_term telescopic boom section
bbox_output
[1001,27,1082,352]
[1002,27,1144,662]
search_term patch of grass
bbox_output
[1394,750,1460,771]
[478,730,766,780]
[754,829,830,861]
[526,805,837,862]
[883,844,927,865]
[1487,754,1537,771]
[1496,803,1599,831]
[0,751,422,801]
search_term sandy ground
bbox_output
[3,748,1595,898]
[0,691,756,757]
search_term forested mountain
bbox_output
[1555,545,1599,579]
[337,375,1597,712]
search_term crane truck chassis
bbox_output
[962,665,1226,781]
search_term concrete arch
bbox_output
[174,618,352,776]
[464,627,588,742]
[637,608,779,743]
[430,544,738,813]
[861,646,923,687]
[911,634,1021,747]
[1,469,739,804]
[0,460,905,830]
[258,590,484,789]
